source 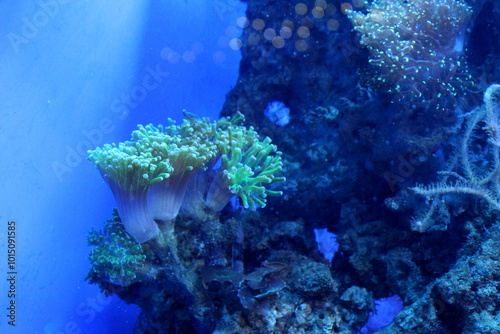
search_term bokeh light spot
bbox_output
[279,26,293,39]
[301,17,314,28]
[182,51,196,63]
[236,16,249,28]
[248,32,261,45]
[352,0,365,8]
[161,47,181,64]
[326,4,338,15]
[263,28,276,41]
[167,53,180,64]
[295,39,308,52]
[295,3,308,15]
[297,26,310,39]
[229,38,242,50]
[160,47,172,60]
[312,7,325,18]
[252,18,265,30]
[327,19,339,31]
[282,19,294,30]
[341,3,353,14]
[272,36,285,49]
[315,0,327,8]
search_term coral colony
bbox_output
[346,0,473,111]
[84,0,500,332]
[86,112,285,332]
[411,85,500,232]
[87,112,284,244]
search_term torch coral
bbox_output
[86,112,286,329]
[206,125,285,211]
[89,111,285,243]
[88,142,172,243]
[132,112,218,221]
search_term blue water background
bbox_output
[0,1,245,333]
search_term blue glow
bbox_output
[0,0,245,333]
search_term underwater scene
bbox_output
[2,0,500,333]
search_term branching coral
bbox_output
[346,0,473,110]
[411,84,500,232]
[86,210,156,288]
